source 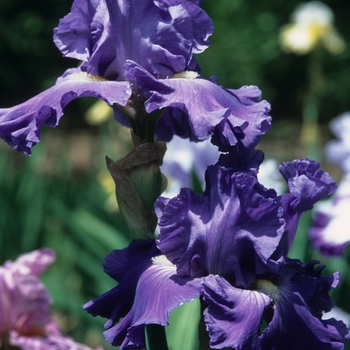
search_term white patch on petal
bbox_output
[152,255,175,267]
[172,71,199,79]
[68,71,107,82]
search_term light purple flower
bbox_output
[84,158,347,349]
[326,112,350,173]
[0,0,213,154]
[161,135,218,196]
[310,175,350,256]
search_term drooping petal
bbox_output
[201,260,350,350]
[156,165,285,288]
[84,240,201,348]
[0,69,132,154]
[124,60,271,149]
[201,275,272,350]
[54,0,213,80]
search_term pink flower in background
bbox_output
[0,248,55,340]
[0,248,102,350]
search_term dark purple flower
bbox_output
[202,260,349,350]
[0,0,213,154]
[84,158,347,349]
[54,0,213,80]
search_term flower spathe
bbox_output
[84,158,349,349]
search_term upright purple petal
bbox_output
[156,165,285,288]
[54,0,213,80]
[275,158,337,254]
[0,69,131,154]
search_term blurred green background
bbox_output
[1,0,350,349]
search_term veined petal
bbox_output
[201,261,350,350]
[0,69,132,154]
[124,60,271,149]
[54,0,213,79]
[84,240,201,348]
[201,275,272,349]
[157,165,285,287]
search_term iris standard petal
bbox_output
[157,165,285,287]
[54,0,213,80]
[0,69,132,154]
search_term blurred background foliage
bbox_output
[1,0,350,349]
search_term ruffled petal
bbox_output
[275,158,337,255]
[201,275,271,349]
[279,158,336,213]
[201,261,350,350]
[124,60,271,149]
[0,69,132,154]
[54,0,213,79]
[157,165,285,287]
[84,240,201,348]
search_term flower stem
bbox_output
[146,324,169,350]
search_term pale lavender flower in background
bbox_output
[310,112,350,256]
[0,248,103,350]
[257,158,285,195]
[161,135,218,197]
[310,175,350,256]
[326,112,350,173]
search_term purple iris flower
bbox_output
[84,158,349,349]
[0,0,271,155]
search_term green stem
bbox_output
[146,324,169,350]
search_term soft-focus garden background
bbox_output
[1,0,350,349]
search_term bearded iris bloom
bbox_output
[0,0,271,155]
[84,157,349,349]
